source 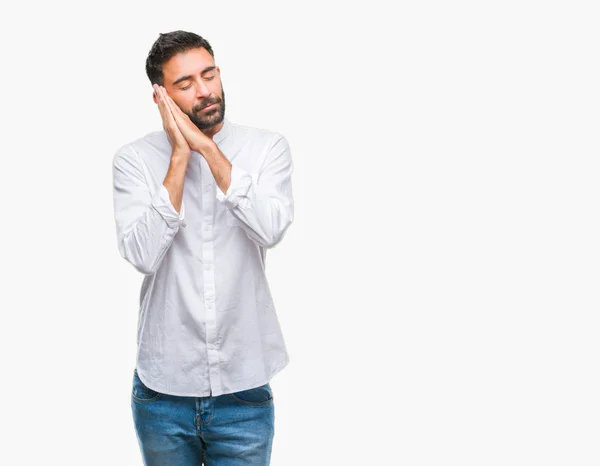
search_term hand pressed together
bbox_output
[153,84,215,155]
[153,84,191,158]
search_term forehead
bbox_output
[162,47,215,84]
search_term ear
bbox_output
[152,90,158,105]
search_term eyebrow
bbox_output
[172,66,217,86]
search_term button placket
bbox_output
[200,156,221,395]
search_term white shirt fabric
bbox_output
[112,118,293,397]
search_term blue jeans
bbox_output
[131,369,275,465]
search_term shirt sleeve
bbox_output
[112,145,187,275]
[216,134,294,248]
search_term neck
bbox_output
[202,120,225,139]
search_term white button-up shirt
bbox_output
[112,118,293,397]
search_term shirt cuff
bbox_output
[216,163,253,209]
[152,184,187,228]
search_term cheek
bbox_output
[211,83,223,97]
[175,95,194,112]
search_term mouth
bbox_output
[201,103,218,111]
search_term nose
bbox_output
[195,80,211,99]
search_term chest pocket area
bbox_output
[225,209,243,227]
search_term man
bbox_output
[112,30,294,465]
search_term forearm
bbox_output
[118,196,185,275]
[216,136,294,249]
[162,152,190,213]
[113,148,187,275]
[200,142,232,196]
[218,166,293,248]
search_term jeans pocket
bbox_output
[132,369,161,403]
[229,383,274,406]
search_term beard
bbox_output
[186,88,226,130]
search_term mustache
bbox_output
[193,98,221,112]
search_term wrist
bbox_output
[171,150,190,163]
[195,139,217,156]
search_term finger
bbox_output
[161,88,185,124]
[162,98,190,140]
[172,101,193,127]
[159,89,186,121]
[154,84,166,109]
[165,93,184,116]
[158,87,179,128]
[158,87,189,145]
[154,85,171,125]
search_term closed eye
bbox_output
[179,76,215,91]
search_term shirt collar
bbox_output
[212,117,230,145]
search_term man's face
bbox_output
[161,47,225,130]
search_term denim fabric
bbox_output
[131,369,275,465]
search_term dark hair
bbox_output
[145,30,214,85]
